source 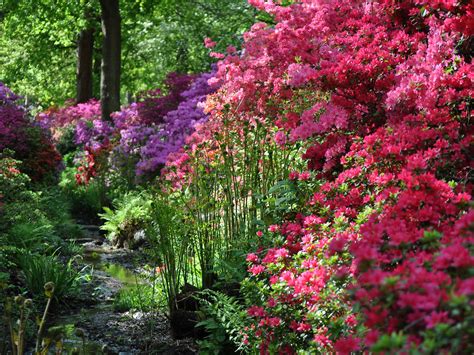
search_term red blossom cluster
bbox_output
[74,148,97,185]
[165,0,473,352]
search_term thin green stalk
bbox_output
[35,283,54,354]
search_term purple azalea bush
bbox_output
[0,82,29,156]
[136,70,218,175]
[75,119,114,150]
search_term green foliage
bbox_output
[1,195,80,252]
[213,249,248,285]
[371,332,407,352]
[0,153,86,310]
[0,0,254,106]
[17,254,85,300]
[0,150,31,201]
[196,289,246,354]
[0,0,81,106]
[0,154,83,259]
[54,126,77,156]
[37,188,84,240]
[122,0,254,95]
[6,221,59,252]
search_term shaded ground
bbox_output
[48,224,197,354]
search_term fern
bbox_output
[99,191,153,243]
[196,289,247,353]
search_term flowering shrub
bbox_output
[104,70,219,182]
[0,83,31,157]
[137,70,218,175]
[159,0,473,353]
[37,99,110,149]
[134,73,196,126]
[0,151,30,209]
[0,82,61,182]
[39,71,218,185]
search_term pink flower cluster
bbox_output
[163,0,473,352]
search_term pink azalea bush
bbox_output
[162,0,473,352]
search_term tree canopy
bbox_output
[0,0,254,107]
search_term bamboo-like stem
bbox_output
[17,306,26,355]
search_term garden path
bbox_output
[46,223,196,355]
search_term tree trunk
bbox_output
[76,28,94,103]
[99,0,121,120]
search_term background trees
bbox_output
[99,0,121,119]
[0,0,253,109]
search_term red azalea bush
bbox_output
[0,82,61,182]
[163,0,473,353]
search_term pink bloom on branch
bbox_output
[204,37,216,48]
[291,321,312,332]
[314,334,331,347]
[334,336,360,354]
[299,171,311,181]
[425,311,450,329]
[303,215,324,227]
[268,224,280,233]
[210,52,225,59]
[267,317,281,327]
[267,298,277,307]
[287,63,318,87]
[246,253,259,263]
[226,45,237,54]
[329,237,347,253]
[457,278,474,296]
[274,248,289,260]
[247,306,266,317]
[274,131,287,146]
[289,171,299,180]
[249,265,265,275]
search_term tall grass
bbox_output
[146,199,194,314]
[17,254,86,300]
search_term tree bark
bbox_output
[76,28,94,103]
[99,0,121,120]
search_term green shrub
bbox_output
[59,165,108,221]
[147,198,193,315]
[36,188,83,240]
[6,221,60,252]
[1,189,81,255]
[17,254,85,300]
[54,126,76,155]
